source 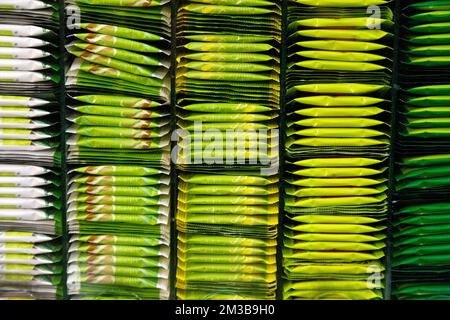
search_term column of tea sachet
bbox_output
[64,0,172,300]
[65,0,171,165]
[176,172,279,300]
[176,0,280,167]
[175,0,281,300]
[66,166,170,300]
[393,0,450,300]
[0,0,63,300]
[283,0,394,300]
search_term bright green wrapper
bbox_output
[74,0,168,6]
[182,103,271,113]
[68,48,162,77]
[69,213,163,224]
[69,273,163,289]
[76,234,166,246]
[70,242,164,257]
[73,43,163,66]
[74,105,164,119]
[73,126,167,139]
[74,185,167,197]
[185,42,274,53]
[69,137,167,149]
[74,166,163,176]
[70,115,166,128]
[183,52,274,62]
[73,175,164,186]
[75,34,162,53]
[182,4,274,15]
[72,60,164,87]
[71,194,164,206]
[180,174,277,186]
[72,263,164,278]
[74,95,161,108]
[80,23,162,41]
